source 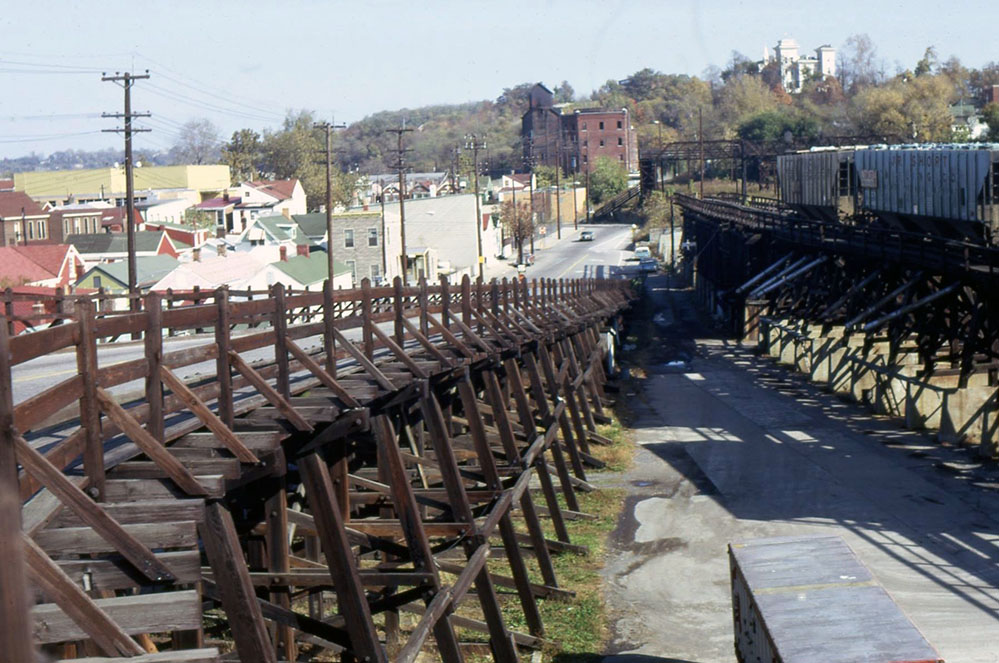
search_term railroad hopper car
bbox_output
[854,145,999,241]
[776,148,857,222]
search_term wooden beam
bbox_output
[227,351,313,432]
[284,337,362,408]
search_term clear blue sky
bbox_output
[1,0,996,159]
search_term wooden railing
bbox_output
[3,273,633,663]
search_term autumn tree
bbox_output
[839,33,883,92]
[982,103,999,142]
[499,198,533,265]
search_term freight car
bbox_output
[776,144,999,242]
[776,147,859,222]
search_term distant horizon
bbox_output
[2,0,997,159]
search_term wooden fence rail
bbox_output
[1,273,633,662]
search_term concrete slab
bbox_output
[601,316,999,662]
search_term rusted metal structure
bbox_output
[1,274,632,662]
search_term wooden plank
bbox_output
[299,452,387,663]
[160,366,259,464]
[370,324,429,378]
[21,477,84,536]
[76,300,105,499]
[34,521,198,555]
[173,431,284,451]
[227,351,314,432]
[102,476,224,501]
[24,535,146,655]
[31,589,202,645]
[331,327,396,391]
[50,499,205,528]
[13,374,82,433]
[108,460,238,481]
[70,649,220,663]
[53,550,200,592]
[14,436,176,583]
[200,502,277,663]
[95,388,209,497]
[284,337,362,408]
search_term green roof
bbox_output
[81,254,179,289]
[271,250,350,287]
[254,215,309,246]
[67,231,168,254]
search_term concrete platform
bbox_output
[599,291,999,663]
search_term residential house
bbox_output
[0,191,50,246]
[138,195,197,225]
[143,221,210,252]
[0,179,14,192]
[46,207,107,244]
[151,252,272,292]
[367,172,450,204]
[2,285,78,335]
[76,255,181,308]
[324,211,385,285]
[270,247,352,290]
[194,193,240,234]
[383,194,498,282]
[67,231,179,263]
[0,244,85,288]
[98,206,143,233]
[236,214,309,263]
[231,179,307,233]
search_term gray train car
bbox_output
[855,145,999,240]
[776,148,858,222]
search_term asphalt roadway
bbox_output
[597,274,999,662]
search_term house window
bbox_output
[619,155,624,161]
[582,122,587,131]
[599,139,605,147]
[599,121,604,130]
[370,264,381,280]
[618,137,623,146]
[344,229,354,248]
[367,228,378,247]
[617,120,622,129]
[93,276,102,289]
[346,260,356,281]
[583,139,588,148]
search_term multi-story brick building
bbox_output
[521,83,638,174]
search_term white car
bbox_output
[634,246,651,260]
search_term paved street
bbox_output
[598,276,999,662]
[485,222,639,281]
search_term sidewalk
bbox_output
[481,223,583,281]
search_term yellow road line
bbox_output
[557,254,589,279]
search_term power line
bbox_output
[386,126,414,283]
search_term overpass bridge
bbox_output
[0,275,632,663]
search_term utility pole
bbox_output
[386,126,414,283]
[450,145,461,195]
[314,118,347,284]
[584,140,591,224]
[699,107,705,199]
[553,132,562,237]
[102,70,150,313]
[464,134,486,282]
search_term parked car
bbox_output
[580,230,594,241]
[639,257,658,273]
[634,246,652,259]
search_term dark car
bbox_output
[580,230,594,241]
[639,257,658,273]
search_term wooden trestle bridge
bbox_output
[0,274,633,662]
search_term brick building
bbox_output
[521,83,638,174]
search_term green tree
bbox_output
[738,111,819,144]
[184,208,216,230]
[554,80,575,103]
[533,165,564,189]
[587,156,627,205]
[222,129,261,183]
[914,46,939,77]
[982,103,999,142]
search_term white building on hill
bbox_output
[764,38,836,93]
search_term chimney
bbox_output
[279,245,288,262]
[297,244,310,258]
[217,243,226,257]
[281,207,291,220]
[193,247,201,262]
[363,204,369,211]
[223,190,230,203]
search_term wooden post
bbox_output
[144,291,164,443]
[0,318,35,663]
[361,278,374,360]
[272,283,290,399]
[393,276,405,345]
[266,477,295,661]
[215,287,234,427]
[419,275,429,339]
[461,274,473,330]
[323,279,337,377]
[300,453,387,663]
[439,275,450,334]
[201,502,277,663]
[421,393,519,663]
[76,298,104,500]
